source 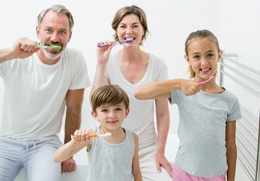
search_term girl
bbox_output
[134,29,241,181]
[54,85,142,181]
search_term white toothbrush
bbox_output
[98,39,133,47]
[73,132,112,140]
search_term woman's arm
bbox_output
[155,98,172,175]
[90,42,114,96]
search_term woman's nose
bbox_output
[125,26,133,33]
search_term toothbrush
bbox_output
[38,45,62,50]
[73,132,112,140]
[98,39,133,47]
[198,76,214,86]
[89,132,112,138]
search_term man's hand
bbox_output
[61,157,76,173]
[11,38,39,59]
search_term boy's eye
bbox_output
[101,109,108,112]
[115,108,122,111]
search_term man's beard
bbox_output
[41,47,62,60]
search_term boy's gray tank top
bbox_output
[87,127,135,181]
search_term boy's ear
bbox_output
[125,108,130,118]
[91,111,98,120]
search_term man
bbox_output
[0,4,90,181]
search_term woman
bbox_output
[91,5,172,180]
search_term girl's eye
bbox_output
[207,53,214,58]
[194,55,200,59]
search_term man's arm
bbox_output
[0,38,38,63]
[62,88,85,173]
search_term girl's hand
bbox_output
[180,79,200,96]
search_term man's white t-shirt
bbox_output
[0,48,90,140]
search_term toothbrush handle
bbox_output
[98,41,119,47]
[89,134,99,137]
[73,134,99,140]
[198,81,207,86]
[198,76,214,86]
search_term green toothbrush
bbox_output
[38,45,62,50]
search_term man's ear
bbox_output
[36,26,40,39]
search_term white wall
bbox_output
[0,1,259,180]
[0,0,220,134]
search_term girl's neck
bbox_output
[200,82,224,94]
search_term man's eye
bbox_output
[59,31,66,35]
[45,29,52,33]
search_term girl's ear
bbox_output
[184,54,191,65]
[218,50,223,62]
